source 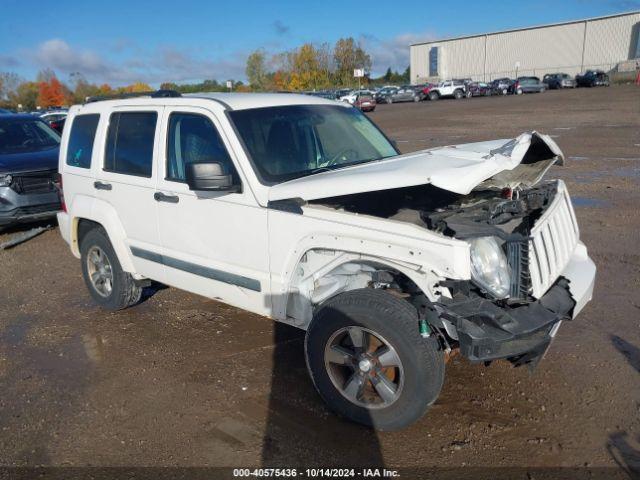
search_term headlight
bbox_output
[0,174,12,187]
[469,236,511,299]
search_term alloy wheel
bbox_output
[324,326,404,409]
[86,246,113,297]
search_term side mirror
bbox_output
[185,162,238,192]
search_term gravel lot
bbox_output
[1,85,639,478]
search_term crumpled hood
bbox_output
[268,131,564,202]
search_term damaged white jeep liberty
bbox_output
[57,91,596,430]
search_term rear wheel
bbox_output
[453,89,463,99]
[80,227,142,310]
[516,88,523,95]
[305,289,445,431]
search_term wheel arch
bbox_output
[68,196,136,272]
[276,246,446,330]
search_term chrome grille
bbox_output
[529,181,579,298]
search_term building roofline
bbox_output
[410,10,640,47]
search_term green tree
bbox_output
[10,81,39,110]
[246,50,267,90]
[333,37,371,87]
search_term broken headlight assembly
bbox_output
[469,236,511,299]
[0,174,12,187]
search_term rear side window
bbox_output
[166,113,235,182]
[66,114,99,169]
[104,112,157,177]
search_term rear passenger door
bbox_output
[95,106,165,282]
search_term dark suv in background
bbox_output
[575,70,610,87]
[0,114,61,228]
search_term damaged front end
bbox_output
[309,132,587,368]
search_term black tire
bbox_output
[80,227,142,310]
[305,288,445,431]
[453,89,463,99]
[429,91,439,101]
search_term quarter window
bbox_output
[66,114,99,169]
[104,112,157,177]
[166,113,235,182]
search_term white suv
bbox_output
[57,90,596,430]
[428,80,467,100]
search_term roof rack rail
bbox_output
[85,89,181,103]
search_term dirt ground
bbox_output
[1,85,639,479]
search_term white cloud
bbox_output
[360,31,437,75]
[28,38,246,86]
[17,32,435,86]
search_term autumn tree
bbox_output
[38,76,67,107]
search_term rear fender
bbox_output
[69,195,135,272]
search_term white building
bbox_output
[410,11,640,83]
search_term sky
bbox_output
[1,0,638,86]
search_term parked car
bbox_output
[514,77,546,94]
[40,110,67,123]
[376,86,421,104]
[418,83,436,98]
[490,78,515,95]
[0,114,62,228]
[48,117,66,133]
[339,90,374,105]
[427,80,466,100]
[57,91,595,431]
[0,108,13,114]
[575,70,610,87]
[334,88,352,100]
[467,82,492,97]
[353,93,376,112]
[543,73,576,89]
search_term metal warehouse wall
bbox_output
[410,12,640,83]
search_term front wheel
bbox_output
[305,289,445,431]
[386,97,393,104]
[429,91,439,101]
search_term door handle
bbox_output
[94,181,112,191]
[154,192,179,203]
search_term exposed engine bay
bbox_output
[310,181,559,242]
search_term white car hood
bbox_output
[268,131,564,202]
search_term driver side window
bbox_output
[166,112,236,182]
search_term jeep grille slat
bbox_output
[528,182,578,298]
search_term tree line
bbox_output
[0,37,410,110]
[244,37,409,91]
[0,69,154,111]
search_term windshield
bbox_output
[230,104,398,183]
[0,118,60,154]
